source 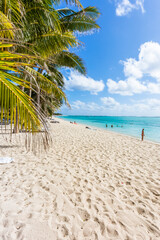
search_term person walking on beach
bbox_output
[141,129,145,141]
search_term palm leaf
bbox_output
[0,43,47,134]
[51,51,86,74]
[58,7,100,20]
[35,31,79,58]
[52,0,83,8]
[25,66,69,105]
[0,72,41,131]
[0,11,14,38]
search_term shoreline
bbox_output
[56,116,160,146]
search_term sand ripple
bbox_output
[0,119,160,239]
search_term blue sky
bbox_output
[60,0,160,116]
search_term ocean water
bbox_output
[58,116,160,143]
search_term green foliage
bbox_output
[0,0,100,143]
[0,43,41,132]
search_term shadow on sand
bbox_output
[0,145,20,149]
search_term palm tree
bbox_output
[21,4,100,115]
[0,0,100,139]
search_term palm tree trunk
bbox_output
[44,98,47,115]
[37,87,40,111]
[37,69,43,111]
[13,106,19,133]
[29,79,32,98]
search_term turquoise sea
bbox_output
[58,116,160,143]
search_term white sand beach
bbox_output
[0,118,160,240]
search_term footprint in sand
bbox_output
[106,224,119,237]
[78,208,90,221]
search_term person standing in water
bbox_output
[141,129,145,141]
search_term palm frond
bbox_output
[52,0,83,8]
[0,72,41,132]
[44,64,64,87]
[0,43,47,134]
[57,8,75,17]
[0,11,14,38]
[60,7,100,33]
[25,66,69,105]
[35,31,79,58]
[58,7,100,20]
[51,51,86,74]
[24,7,61,36]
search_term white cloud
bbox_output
[131,98,160,113]
[147,99,160,110]
[147,82,160,94]
[64,71,105,95]
[116,0,134,16]
[107,42,160,95]
[71,100,103,112]
[107,77,147,95]
[101,97,119,107]
[71,100,85,109]
[136,98,160,108]
[123,58,143,79]
[124,42,160,81]
[69,97,160,116]
[115,0,145,16]
[71,98,120,113]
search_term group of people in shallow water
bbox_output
[105,124,145,141]
[70,121,145,141]
[70,121,77,125]
[106,124,123,128]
